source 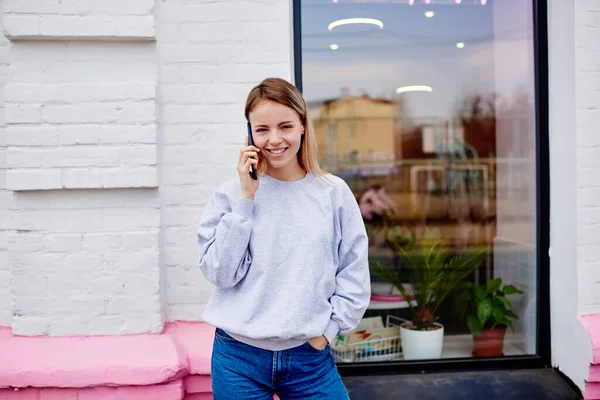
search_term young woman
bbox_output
[197,77,370,399]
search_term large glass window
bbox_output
[300,0,539,362]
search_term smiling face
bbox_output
[249,99,305,179]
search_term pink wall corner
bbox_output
[581,315,600,365]
[584,382,600,400]
[580,314,600,399]
[589,365,600,383]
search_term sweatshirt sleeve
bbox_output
[323,183,371,344]
[197,184,254,289]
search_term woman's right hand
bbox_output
[237,138,260,200]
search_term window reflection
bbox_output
[301,0,537,361]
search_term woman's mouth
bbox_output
[267,148,288,155]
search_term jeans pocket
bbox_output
[215,328,237,342]
[304,341,329,353]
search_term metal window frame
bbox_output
[292,0,551,374]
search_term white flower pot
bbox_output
[400,322,444,360]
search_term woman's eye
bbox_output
[256,129,267,133]
[282,125,292,129]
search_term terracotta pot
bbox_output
[472,327,506,357]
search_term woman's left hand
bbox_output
[308,335,329,350]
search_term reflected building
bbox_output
[309,89,400,180]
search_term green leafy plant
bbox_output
[453,278,523,336]
[370,231,487,331]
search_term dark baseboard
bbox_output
[554,367,584,399]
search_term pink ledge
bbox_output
[0,321,216,389]
[585,382,600,400]
[0,380,184,400]
[164,322,215,376]
[590,365,600,383]
[184,376,212,394]
[183,395,214,400]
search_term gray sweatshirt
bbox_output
[197,172,370,351]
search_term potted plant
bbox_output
[370,231,487,360]
[453,278,523,357]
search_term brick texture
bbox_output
[576,4,600,316]
[6,40,158,190]
[1,0,163,335]
[4,0,155,39]
[156,0,293,321]
[0,0,293,335]
[0,0,12,327]
[10,189,161,336]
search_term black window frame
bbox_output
[292,0,551,375]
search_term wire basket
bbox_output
[331,315,408,363]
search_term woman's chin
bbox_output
[265,159,290,170]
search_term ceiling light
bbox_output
[328,18,384,31]
[409,0,414,4]
[330,44,339,50]
[455,0,462,3]
[456,42,465,48]
[481,0,487,4]
[425,11,435,18]
[395,85,433,94]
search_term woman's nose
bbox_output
[267,130,284,144]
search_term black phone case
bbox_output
[247,122,258,180]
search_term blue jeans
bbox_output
[211,328,350,400]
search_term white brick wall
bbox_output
[1,0,164,336]
[549,0,595,391]
[3,0,155,39]
[0,0,12,327]
[6,40,158,190]
[576,3,600,316]
[10,189,161,336]
[0,0,294,334]
[156,0,293,321]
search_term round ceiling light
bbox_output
[395,85,433,94]
[328,18,384,31]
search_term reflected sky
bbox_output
[301,0,534,119]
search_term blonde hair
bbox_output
[245,77,324,177]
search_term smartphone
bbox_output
[247,122,258,180]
